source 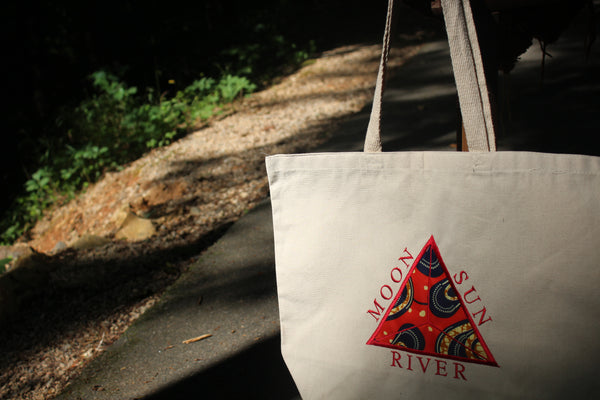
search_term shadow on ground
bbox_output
[0,223,233,364]
[143,334,298,400]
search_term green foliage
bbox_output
[60,144,113,190]
[0,72,257,245]
[293,40,317,65]
[216,75,256,103]
[221,32,317,80]
[23,168,57,219]
[1,17,317,245]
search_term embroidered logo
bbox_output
[367,236,497,366]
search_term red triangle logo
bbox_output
[367,236,497,366]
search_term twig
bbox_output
[182,334,212,344]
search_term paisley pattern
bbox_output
[391,324,425,351]
[429,278,460,318]
[386,278,413,320]
[367,236,497,366]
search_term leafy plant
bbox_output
[59,144,112,190]
[220,30,316,80]
[216,75,256,103]
[23,167,57,219]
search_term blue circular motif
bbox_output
[391,323,425,350]
[429,278,460,318]
[416,246,444,278]
[435,320,486,360]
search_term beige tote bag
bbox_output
[266,0,600,398]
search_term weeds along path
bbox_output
[0,41,421,400]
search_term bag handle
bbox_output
[364,0,497,152]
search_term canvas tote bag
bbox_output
[266,0,600,398]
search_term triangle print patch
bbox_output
[367,236,497,366]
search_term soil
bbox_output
[0,37,427,400]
